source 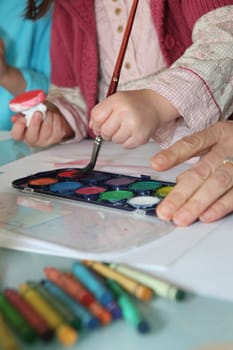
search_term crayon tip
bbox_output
[18,283,28,294]
[41,329,55,343]
[175,290,186,301]
[57,325,78,347]
[137,320,150,334]
[140,289,154,302]
[87,317,100,330]
[106,301,122,320]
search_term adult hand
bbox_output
[151,121,233,226]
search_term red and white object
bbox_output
[9,90,47,127]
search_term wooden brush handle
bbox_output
[107,0,139,97]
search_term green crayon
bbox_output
[0,293,37,343]
[106,279,150,334]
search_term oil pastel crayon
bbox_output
[0,312,21,350]
[41,280,100,330]
[19,283,78,347]
[44,267,112,326]
[87,299,112,325]
[65,272,112,326]
[83,261,154,301]
[77,265,122,320]
[106,279,150,334]
[109,264,185,301]
[44,267,95,307]
[26,282,82,331]
[4,289,54,343]
[0,293,37,344]
[72,261,114,306]
[102,300,122,320]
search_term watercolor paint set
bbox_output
[12,168,175,218]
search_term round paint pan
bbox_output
[75,186,106,200]
[99,190,133,204]
[129,181,162,195]
[49,181,82,194]
[81,172,112,185]
[28,177,58,189]
[57,169,85,181]
[127,195,160,209]
[155,185,174,198]
[104,176,136,190]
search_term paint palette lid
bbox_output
[9,90,46,112]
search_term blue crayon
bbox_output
[40,280,99,330]
[86,266,122,320]
[72,262,114,306]
[105,300,122,320]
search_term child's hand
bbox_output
[90,89,178,149]
[11,102,74,148]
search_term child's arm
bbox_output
[151,120,233,226]
[91,6,233,149]
[148,5,233,147]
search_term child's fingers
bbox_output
[100,116,121,141]
[35,113,55,147]
[11,116,27,141]
[22,112,44,146]
[90,100,113,129]
[111,126,131,145]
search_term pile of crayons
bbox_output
[0,261,186,349]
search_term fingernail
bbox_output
[156,203,173,220]
[173,209,193,226]
[151,155,167,169]
[200,209,215,222]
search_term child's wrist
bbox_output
[145,89,180,126]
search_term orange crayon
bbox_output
[83,261,154,301]
[44,267,94,307]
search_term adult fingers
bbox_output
[151,124,220,171]
[157,160,233,226]
[199,164,233,223]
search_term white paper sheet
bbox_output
[0,140,225,268]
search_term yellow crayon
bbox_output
[109,263,185,301]
[18,283,78,347]
[83,261,154,301]
[0,312,20,350]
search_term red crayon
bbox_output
[4,289,54,342]
[44,267,94,307]
[65,273,112,326]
